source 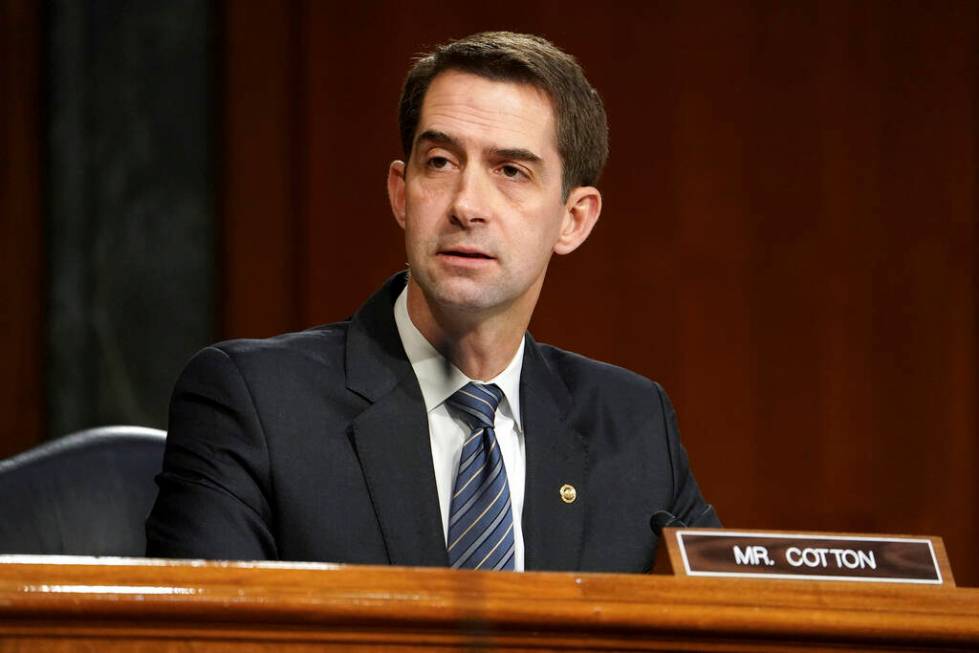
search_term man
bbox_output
[146,31,718,572]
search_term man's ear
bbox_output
[387,160,407,229]
[554,186,602,255]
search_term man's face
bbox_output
[388,70,597,322]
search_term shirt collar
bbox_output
[393,284,524,430]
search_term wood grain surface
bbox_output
[0,556,978,651]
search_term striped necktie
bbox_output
[445,382,515,571]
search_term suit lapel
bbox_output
[520,337,588,571]
[344,273,447,567]
[347,379,447,567]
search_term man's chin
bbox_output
[430,288,501,314]
[416,276,504,314]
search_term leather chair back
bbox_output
[0,426,166,556]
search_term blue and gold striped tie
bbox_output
[445,383,515,571]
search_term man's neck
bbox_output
[405,279,532,381]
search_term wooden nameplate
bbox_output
[653,528,954,586]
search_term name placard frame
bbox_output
[654,528,954,587]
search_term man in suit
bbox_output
[146,31,718,571]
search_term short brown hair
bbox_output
[398,31,609,198]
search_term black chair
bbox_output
[0,426,166,556]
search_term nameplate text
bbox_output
[674,530,943,584]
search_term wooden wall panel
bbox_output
[221,0,306,337]
[0,0,43,456]
[221,1,978,585]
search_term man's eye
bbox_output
[500,165,523,179]
[428,156,450,169]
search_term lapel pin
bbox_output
[559,483,577,504]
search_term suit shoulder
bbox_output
[535,342,664,402]
[186,320,352,379]
[215,321,348,357]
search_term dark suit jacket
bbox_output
[146,272,719,571]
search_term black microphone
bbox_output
[649,510,687,535]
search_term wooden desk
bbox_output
[0,556,976,651]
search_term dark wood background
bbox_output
[1,0,43,463]
[221,0,978,585]
[4,0,977,584]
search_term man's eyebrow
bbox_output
[415,129,458,148]
[492,147,542,164]
[415,130,543,165]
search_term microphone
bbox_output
[649,510,687,535]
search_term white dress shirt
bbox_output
[393,287,526,571]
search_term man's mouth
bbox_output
[439,248,494,260]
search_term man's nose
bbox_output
[450,168,491,227]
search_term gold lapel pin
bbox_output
[559,484,577,504]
